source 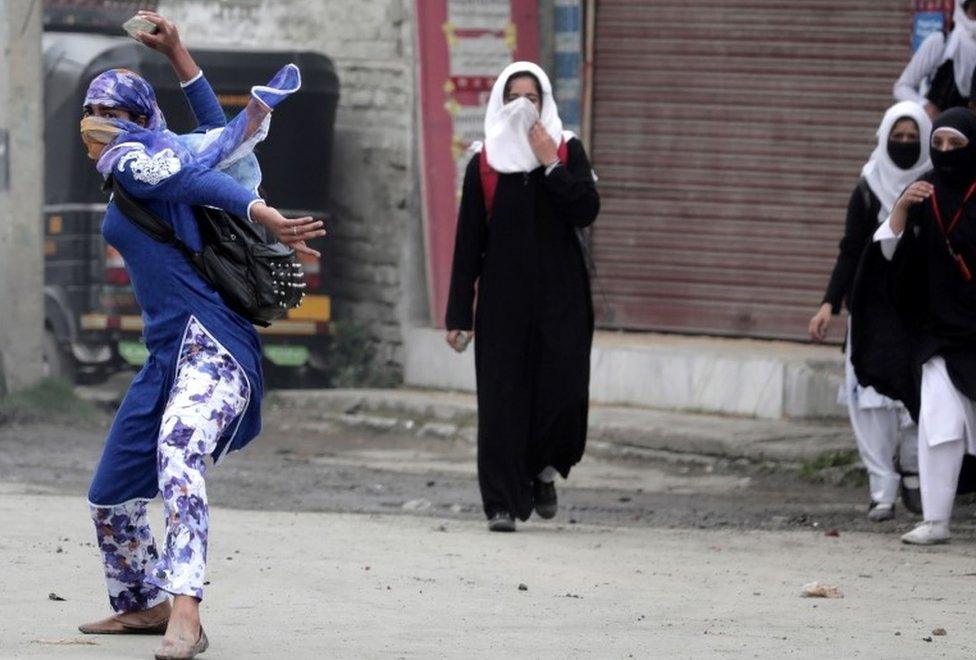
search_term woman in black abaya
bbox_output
[852,108,976,545]
[445,62,600,532]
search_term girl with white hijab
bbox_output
[445,62,600,532]
[809,101,932,521]
[895,0,976,117]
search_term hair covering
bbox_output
[941,0,976,96]
[83,64,301,186]
[861,101,932,221]
[930,106,976,189]
[481,61,574,173]
[84,68,166,131]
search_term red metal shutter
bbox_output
[589,0,913,341]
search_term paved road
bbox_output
[3,406,976,658]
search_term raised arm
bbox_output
[135,11,226,130]
[180,73,228,131]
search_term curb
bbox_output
[270,388,856,466]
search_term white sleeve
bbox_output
[893,32,945,105]
[873,216,904,261]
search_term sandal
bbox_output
[154,627,209,660]
[78,603,170,635]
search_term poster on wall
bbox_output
[416,0,540,326]
[912,0,955,51]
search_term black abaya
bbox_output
[851,170,976,420]
[446,138,600,520]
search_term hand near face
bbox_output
[529,122,559,166]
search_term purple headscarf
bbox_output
[83,64,302,178]
[84,67,167,131]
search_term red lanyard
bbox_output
[929,181,976,282]
[931,180,976,236]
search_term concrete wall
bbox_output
[159,0,427,378]
[0,0,44,393]
[404,327,847,421]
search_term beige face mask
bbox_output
[80,116,124,160]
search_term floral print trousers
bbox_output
[89,318,249,612]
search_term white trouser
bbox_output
[844,330,918,505]
[848,401,918,504]
[918,356,976,523]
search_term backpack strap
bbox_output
[856,177,874,214]
[556,138,569,165]
[108,175,205,271]
[479,137,570,220]
[109,175,176,244]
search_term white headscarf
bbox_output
[941,0,976,96]
[482,61,574,173]
[861,101,932,222]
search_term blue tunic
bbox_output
[89,75,264,505]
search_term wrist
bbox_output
[249,200,267,217]
[166,43,189,59]
[246,199,266,223]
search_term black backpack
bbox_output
[926,29,970,111]
[108,176,306,327]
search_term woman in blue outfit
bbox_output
[75,13,323,659]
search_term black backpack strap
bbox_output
[109,175,177,244]
[109,175,205,271]
[856,177,874,213]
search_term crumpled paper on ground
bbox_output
[801,581,844,598]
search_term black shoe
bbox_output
[533,479,558,519]
[901,473,923,515]
[867,500,895,522]
[488,511,516,532]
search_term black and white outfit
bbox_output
[446,62,599,529]
[824,102,931,516]
[894,0,976,111]
[852,108,976,544]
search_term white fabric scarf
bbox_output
[941,0,976,96]
[483,61,573,173]
[861,101,932,222]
